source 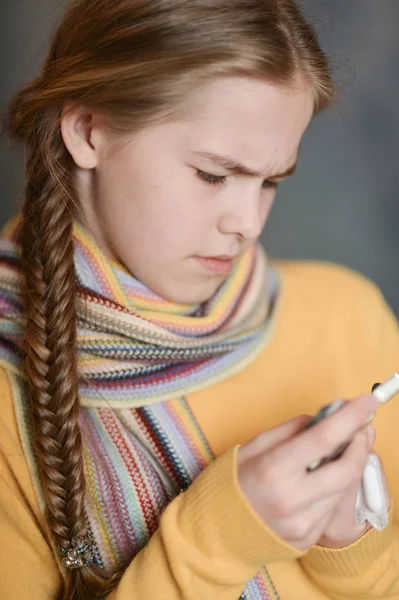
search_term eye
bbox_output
[196,169,228,186]
[195,169,279,189]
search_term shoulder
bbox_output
[275,259,385,308]
[0,365,18,421]
[0,365,26,459]
[0,365,57,579]
[273,259,393,330]
[271,259,398,379]
[0,365,35,496]
[0,363,47,517]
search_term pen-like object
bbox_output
[305,372,399,472]
[371,373,399,403]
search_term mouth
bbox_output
[194,255,237,275]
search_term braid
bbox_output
[21,116,83,542]
[14,111,124,599]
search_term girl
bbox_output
[0,1,398,599]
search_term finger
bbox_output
[270,428,370,516]
[281,394,377,471]
[366,424,376,449]
[239,415,312,461]
[302,428,371,504]
[260,431,369,516]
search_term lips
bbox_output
[194,255,236,275]
[211,255,236,261]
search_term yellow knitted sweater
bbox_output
[0,260,398,599]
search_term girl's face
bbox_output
[74,76,314,304]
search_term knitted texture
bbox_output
[0,216,281,599]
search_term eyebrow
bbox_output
[192,150,297,180]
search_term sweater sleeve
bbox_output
[299,281,399,599]
[0,369,304,600]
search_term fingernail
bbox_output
[363,412,375,426]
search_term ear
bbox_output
[60,104,99,169]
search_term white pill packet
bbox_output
[355,452,388,531]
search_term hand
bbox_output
[236,394,378,551]
[318,443,392,548]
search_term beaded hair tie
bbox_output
[58,533,95,569]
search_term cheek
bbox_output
[106,190,208,262]
[96,152,214,259]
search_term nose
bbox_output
[217,189,272,240]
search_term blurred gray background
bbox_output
[1,0,398,315]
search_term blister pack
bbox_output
[355,452,388,531]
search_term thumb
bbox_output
[239,414,311,462]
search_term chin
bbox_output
[160,278,225,305]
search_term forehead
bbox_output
[182,75,314,169]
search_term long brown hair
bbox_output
[4,0,334,598]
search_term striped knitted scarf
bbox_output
[0,216,281,600]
